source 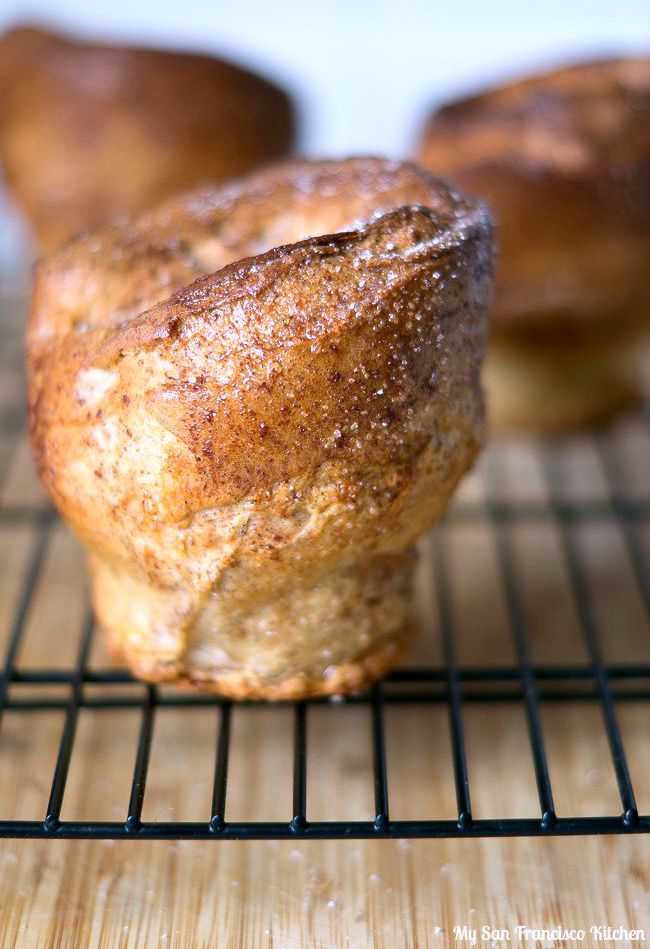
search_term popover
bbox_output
[0,25,295,249]
[28,158,493,699]
[416,57,650,430]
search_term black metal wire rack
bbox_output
[0,414,648,841]
[0,270,647,840]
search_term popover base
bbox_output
[485,329,644,432]
[101,552,416,700]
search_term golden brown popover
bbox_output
[416,57,650,431]
[0,25,295,250]
[28,158,493,699]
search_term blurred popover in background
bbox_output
[416,57,650,431]
[0,25,295,249]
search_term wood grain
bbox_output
[0,287,648,947]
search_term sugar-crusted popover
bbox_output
[28,158,493,698]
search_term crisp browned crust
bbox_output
[415,57,650,430]
[0,24,295,248]
[28,157,493,699]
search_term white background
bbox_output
[1,0,648,262]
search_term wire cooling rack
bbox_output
[0,282,648,840]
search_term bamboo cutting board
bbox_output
[0,283,648,947]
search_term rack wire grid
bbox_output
[0,277,648,841]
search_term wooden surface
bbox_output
[0,283,649,946]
